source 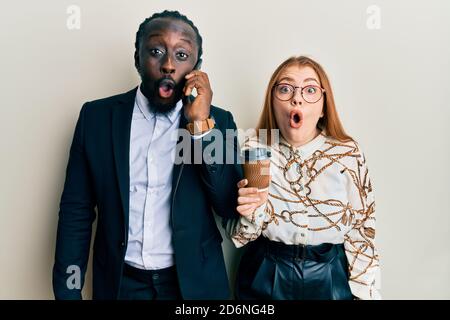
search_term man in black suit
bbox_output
[52,10,242,300]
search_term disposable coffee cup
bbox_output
[241,147,271,191]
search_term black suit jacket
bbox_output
[52,87,243,299]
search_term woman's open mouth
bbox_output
[289,110,303,128]
[158,78,175,99]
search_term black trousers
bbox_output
[235,236,353,300]
[118,263,182,300]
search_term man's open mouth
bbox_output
[158,78,176,99]
[289,110,303,128]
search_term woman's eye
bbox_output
[305,86,317,94]
[279,85,292,94]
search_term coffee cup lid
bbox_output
[241,147,271,161]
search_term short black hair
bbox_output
[135,10,203,61]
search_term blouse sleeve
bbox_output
[225,199,272,248]
[225,135,273,248]
[343,144,381,300]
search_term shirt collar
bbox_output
[280,130,327,159]
[136,85,183,124]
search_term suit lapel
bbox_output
[112,87,137,233]
[170,110,189,205]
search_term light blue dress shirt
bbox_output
[124,86,184,270]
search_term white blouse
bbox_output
[227,132,381,300]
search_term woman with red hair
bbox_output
[227,56,380,300]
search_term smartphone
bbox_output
[193,58,202,71]
[183,58,203,104]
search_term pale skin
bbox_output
[237,65,325,217]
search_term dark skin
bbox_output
[135,18,212,122]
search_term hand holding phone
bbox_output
[182,59,212,122]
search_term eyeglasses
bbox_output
[273,83,325,103]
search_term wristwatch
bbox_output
[186,117,215,135]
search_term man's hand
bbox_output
[183,70,212,122]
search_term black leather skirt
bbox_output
[235,236,353,300]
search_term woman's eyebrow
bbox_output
[278,77,296,83]
[303,77,320,84]
[278,77,320,85]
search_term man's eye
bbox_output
[149,48,163,56]
[176,52,188,60]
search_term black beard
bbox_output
[140,77,184,116]
[148,97,177,115]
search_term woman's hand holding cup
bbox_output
[236,178,269,217]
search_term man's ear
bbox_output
[134,51,140,70]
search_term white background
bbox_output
[0,0,449,299]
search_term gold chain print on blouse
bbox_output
[227,132,381,299]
